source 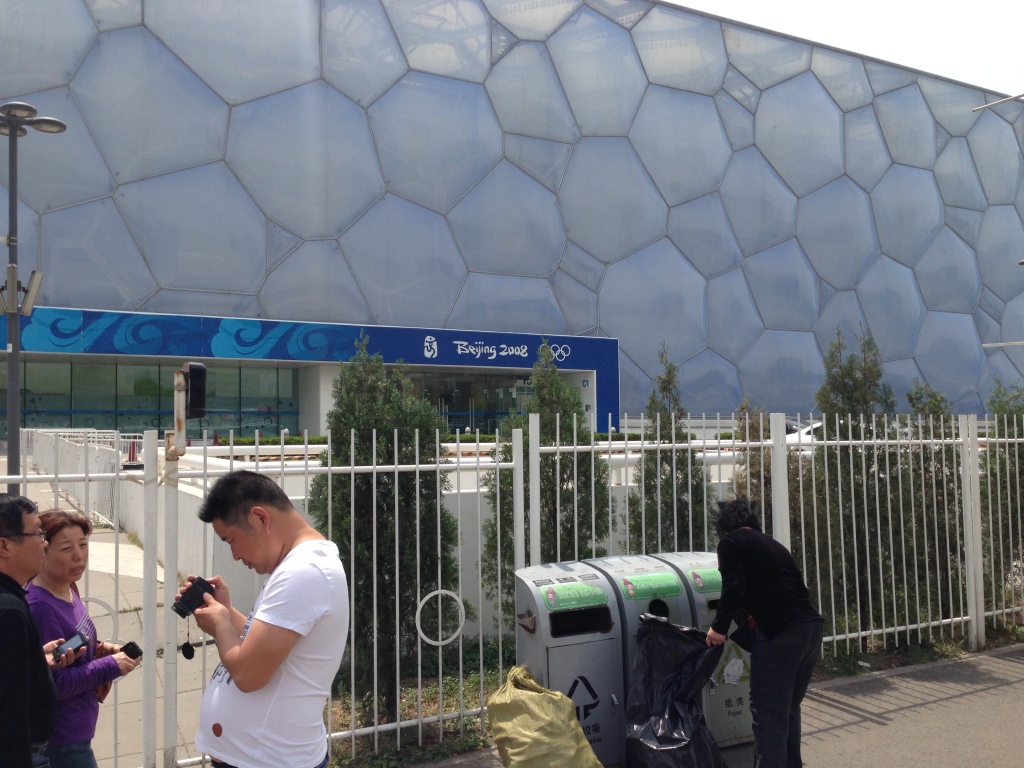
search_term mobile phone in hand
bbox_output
[121,640,142,660]
[53,631,88,663]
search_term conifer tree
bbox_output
[307,334,462,723]
[481,342,613,627]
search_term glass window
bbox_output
[117,364,163,433]
[205,365,241,438]
[0,358,17,438]
[279,369,299,437]
[72,363,116,430]
[25,362,71,429]
[241,367,279,437]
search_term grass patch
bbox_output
[331,729,489,768]
[813,625,1005,681]
[983,621,1024,648]
[327,669,505,767]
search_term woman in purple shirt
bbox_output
[27,511,140,768]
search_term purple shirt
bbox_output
[26,584,120,745]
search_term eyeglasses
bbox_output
[2,531,46,541]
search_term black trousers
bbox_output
[749,619,824,768]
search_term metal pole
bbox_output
[959,414,986,651]
[163,454,179,768]
[1,103,64,492]
[528,412,541,566]
[6,125,19,494]
[142,430,158,768]
[973,91,1024,112]
[164,370,187,768]
[512,428,525,572]
[770,412,791,549]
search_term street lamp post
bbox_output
[0,102,66,494]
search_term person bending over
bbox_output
[705,498,823,768]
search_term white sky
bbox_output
[664,1,1024,98]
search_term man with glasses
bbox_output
[0,496,58,767]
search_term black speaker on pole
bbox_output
[184,362,207,419]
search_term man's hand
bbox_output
[43,638,87,670]
[192,592,232,637]
[180,574,232,613]
[706,627,727,647]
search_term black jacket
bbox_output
[0,571,56,768]
[711,527,822,639]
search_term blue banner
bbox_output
[9,309,620,428]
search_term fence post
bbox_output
[513,428,525,572]
[162,369,189,768]
[163,452,179,768]
[529,412,541,566]
[142,430,158,768]
[52,429,60,509]
[959,414,986,651]
[769,413,791,550]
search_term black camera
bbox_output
[172,577,215,618]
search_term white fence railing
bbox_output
[13,413,1024,766]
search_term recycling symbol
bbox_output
[567,675,600,721]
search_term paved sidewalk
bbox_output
[407,644,1024,768]
[22,479,209,768]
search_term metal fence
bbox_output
[12,412,1023,766]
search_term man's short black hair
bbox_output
[712,498,762,538]
[198,470,292,527]
[0,495,38,538]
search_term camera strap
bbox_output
[181,617,195,660]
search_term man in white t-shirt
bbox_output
[181,470,349,768]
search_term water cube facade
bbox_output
[2,0,1023,417]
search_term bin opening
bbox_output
[707,599,720,610]
[549,606,613,637]
[647,598,669,618]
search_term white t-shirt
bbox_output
[196,539,349,768]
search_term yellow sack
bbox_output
[487,665,604,768]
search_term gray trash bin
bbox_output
[515,561,626,768]
[584,554,695,686]
[653,552,754,747]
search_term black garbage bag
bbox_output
[625,614,726,768]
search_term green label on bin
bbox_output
[541,582,607,611]
[689,568,721,593]
[618,572,681,600]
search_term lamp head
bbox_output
[28,117,66,134]
[0,102,66,135]
[0,102,38,119]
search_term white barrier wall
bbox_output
[117,459,264,613]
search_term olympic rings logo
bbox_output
[549,344,571,362]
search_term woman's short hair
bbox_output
[38,510,92,543]
[712,498,762,538]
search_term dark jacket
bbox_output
[0,571,56,768]
[711,527,822,639]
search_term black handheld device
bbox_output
[172,577,215,618]
[121,640,143,660]
[53,631,88,663]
